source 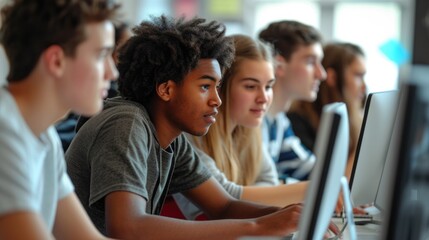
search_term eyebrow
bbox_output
[98,46,115,54]
[240,77,276,84]
[199,75,220,82]
[303,54,318,58]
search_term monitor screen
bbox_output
[374,90,406,212]
[295,102,349,240]
[381,65,429,240]
[349,90,399,206]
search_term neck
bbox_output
[147,100,181,149]
[8,83,68,136]
[228,120,237,135]
[267,85,292,118]
[7,77,69,137]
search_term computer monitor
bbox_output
[294,102,349,240]
[349,90,399,206]
[373,90,406,213]
[380,65,429,240]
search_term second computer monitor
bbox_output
[295,102,349,240]
[349,90,399,206]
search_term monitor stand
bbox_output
[341,176,357,240]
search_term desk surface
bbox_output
[239,217,382,240]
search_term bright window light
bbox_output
[333,3,402,93]
[253,1,320,37]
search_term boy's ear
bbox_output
[156,80,175,101]
[274,54,287,77]
[325,68,337,87]
[42,45,65,78]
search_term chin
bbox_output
[76,105,102,117]
[245,122,261,128]
[187,128,209,137]
[308,94,318,102]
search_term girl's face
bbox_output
[343,55,367,107]
[229,59,275,129]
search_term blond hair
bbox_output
[193,34,273,185]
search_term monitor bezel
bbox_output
[295,102,349,240]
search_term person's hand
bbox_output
[353,205,369,215]
[254,203,302,236]
[323,220,341,239]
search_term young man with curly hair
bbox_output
[0,0,119,239]
[65,16,304,239]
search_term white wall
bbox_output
[116,0,172,25]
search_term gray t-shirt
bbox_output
[65,97,211,234]
[0,88,74,230]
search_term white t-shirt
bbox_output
[0,87,74,230]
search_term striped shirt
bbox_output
[262,113,316,182]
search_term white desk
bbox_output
[239,217,382,240]
[333,217,381,240]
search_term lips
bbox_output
[101,88,108,98]
[250,108,266,117]
[203,110,218,124]
[312,81,320,91]
[102,83,111,99]
[250,108,265,112]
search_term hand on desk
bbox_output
[334,194,368,215]
[255,203,303,236]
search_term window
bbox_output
[333,3,403,92]
[252,1,320,37]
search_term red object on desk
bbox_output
[160,196,208,221]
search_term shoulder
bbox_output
[80,98,155,136]
[288,112,310,126]
[0,89,23,133]
[0,89,37,156]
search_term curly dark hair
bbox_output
[116,15,235,106]
[0,0,120,82]
[258,20,322,60]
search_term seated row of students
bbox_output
[167,22,368,221]
[0,0,364,239]
[65,11,342,238]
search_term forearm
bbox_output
[108,214,264,240]
[241,181,307,207]
[210,199,280,219]
[0,212,54,240]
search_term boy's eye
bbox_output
[265,85,273,90]
[307,59,316,65]
[245,85,256,89]
[201,85,210,91]
[98,49,111,59]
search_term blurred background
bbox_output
[1,0,427,94]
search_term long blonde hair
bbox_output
[192,34,273,185]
